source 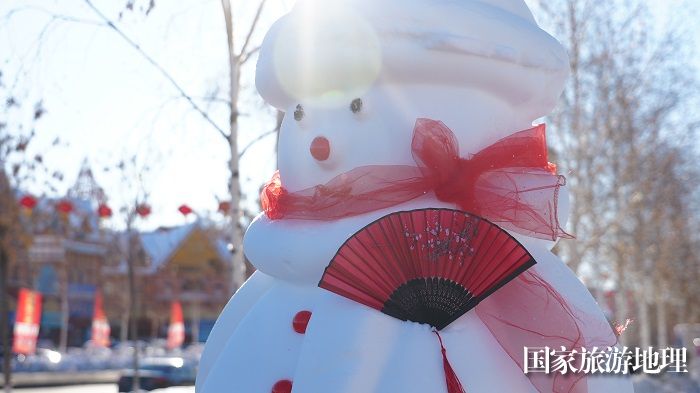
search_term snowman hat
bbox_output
[256,0,569,119]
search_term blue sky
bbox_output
[1,0,698,230]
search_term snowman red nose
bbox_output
[310,136,331,161]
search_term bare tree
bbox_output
[0,72,58,391]
[3,0,284,297]
[0,169,19,393]
[220,0,270,288]
[118,154,153,392]
[81,0,282,290]
[531,0,699,347]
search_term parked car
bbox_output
[117,357,196,392]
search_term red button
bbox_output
[272,379,292,393]
[293,310,312,334]
[310,136,330,161]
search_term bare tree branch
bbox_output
[83,0,229,140]
[239,128,276,159]
[240,46,261,65]
[238,0,267,60]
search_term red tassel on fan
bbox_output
[434,331,466,393]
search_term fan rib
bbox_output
[456,221,493,292]
[377,217,412,284]
[324,240,393,308]
[398,212,422,280]
[469,232,514,296]
[345,239,396,298]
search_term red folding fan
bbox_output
[319,208,536,392]
[319,208,536,331]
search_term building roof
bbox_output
[104,220,229,276]
[140,222,198,270]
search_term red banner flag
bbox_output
[167,301,185,350]
[13,289,42,355]
[91,291,111,348]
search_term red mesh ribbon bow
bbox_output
[262,118,571,240]
[261,119,617,392]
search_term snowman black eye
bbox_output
[294,104,304,121]
[350,98,363,114]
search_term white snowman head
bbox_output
[248,0,571,283]
[257,0,569,191]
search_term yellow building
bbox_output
[103,222,233,343]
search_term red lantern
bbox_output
[136,204,151,218]
[178,204,193,216]
[218,201,231,214]
[56,200,73,214]
[97,203,113,219]
[19,195,37,210]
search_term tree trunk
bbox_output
[637,288,651,349]
[191,301,200,343]
[0,229,12,393]
[126,223,139,392]
[58,262,69,353]
[0,169,13,392]
[614,293,628,347]
[149,316,157,340]
[656,295,667,348]
[222,0,246,291]
[120,313,129,343]
[614,259,629,347]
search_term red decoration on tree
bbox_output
[218,201,231,214]
[136,204,151,218]
[56,200,74,214]
[97,203,113,219]
[178,204,193,216]
[19,195,37,210]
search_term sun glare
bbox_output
[272,1,382,107]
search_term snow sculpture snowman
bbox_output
[198,0,634,392]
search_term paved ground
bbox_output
[15,384,194,393]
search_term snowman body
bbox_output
[198,1,634,391]
[197,84,633,392]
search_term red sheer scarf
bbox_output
[261,119,616,392]
[262,119,571,241]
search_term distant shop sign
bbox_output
[13,288,42,355]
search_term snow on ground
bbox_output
[15,384,194,393]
